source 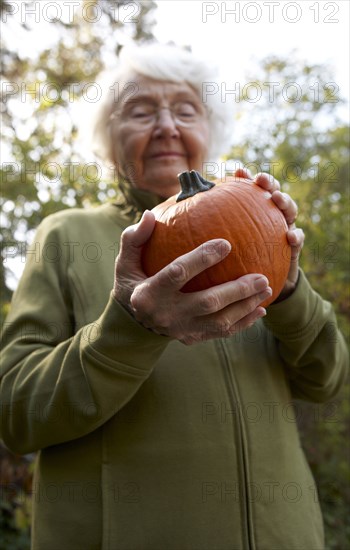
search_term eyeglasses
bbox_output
[109,100,208,131]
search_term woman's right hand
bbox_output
[113,210,272,345]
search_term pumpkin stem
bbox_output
[176,170,215,202]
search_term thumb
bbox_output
[119,210,156,264]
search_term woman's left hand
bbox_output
[234,168,305,303]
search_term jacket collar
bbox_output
[113,177,165,223]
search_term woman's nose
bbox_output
[152,109,180,137]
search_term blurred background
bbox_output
[1,1,349,548]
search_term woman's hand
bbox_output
[113,210,272,345]
[234,168,305,302]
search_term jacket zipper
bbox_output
[215,339,255,550]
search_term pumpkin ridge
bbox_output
[215,188,247,275]
[183,193,217,290]
[236,186,287,299]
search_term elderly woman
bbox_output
[1,43,348,550]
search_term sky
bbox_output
[2,0,349,103]
[153,0,350,103]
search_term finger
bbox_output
[187,274,271,317]
[233,167,253,180]
[212,289,270,334]
[134,274,271,340]
[178,305,266,345]
[118,210,156,265]
[287,228,304,260]
[228,306,267,334]
[155,239,232,291]
[271,191,298,225]
[189,304,267,343]
[254,173,281,192]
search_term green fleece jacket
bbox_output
[0,185,348,550]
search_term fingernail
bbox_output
[202,240,231,265]
[137,211,145,226]
[254,276,269,291]
[259,287,272,301]
[140,209,150,220]
[214,240,231,256]
[249,307,266,328]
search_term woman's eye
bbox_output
[132,111,149,119]
[130,105,154,118]
[175,103,197,117]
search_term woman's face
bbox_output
[109,74,210,198]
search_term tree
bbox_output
[1,0,156,317]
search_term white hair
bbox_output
[80,42,235,168]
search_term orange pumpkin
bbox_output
[141,170,291,306]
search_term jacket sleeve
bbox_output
[0,216,171,455]
[263,269,349,402]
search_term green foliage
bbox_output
[1,0,156,305]
[0,443,33,550]
[227,55,349,327]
